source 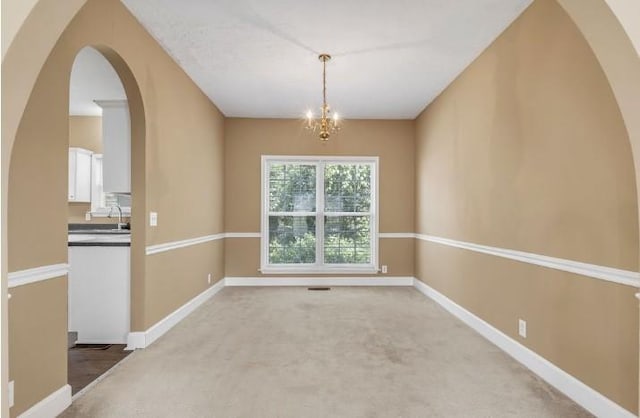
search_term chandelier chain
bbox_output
[323,56,327,115]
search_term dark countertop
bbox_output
[68,223,131,234]
[68,242,130,247]
[68,224,131,247]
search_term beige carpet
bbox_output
[61,287,591,417]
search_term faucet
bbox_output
[108,205,126,230]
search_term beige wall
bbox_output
[7,0,225,415]
[3,0,640,416]
[145,240,224,327]
[67,115,115,224]
[7,278,67,416]
[2,0,40,58]
[69,116,101,152]
[224,118,415,278]
[415,0,638,412]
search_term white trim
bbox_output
[225,276,414,287]
[126,279,225,349]
[259,267,379,275]
[224,232,261,238]
[8,264,69,288]
[142,229,414,257]
[17,384,71,418]
[269,211,317,217]
[412,279,636,418]
[125,332,145,351]
[416,234,640,288]
[378,232,415,239]
[146,231,639,287]
[324,211,373,217]
[145,233,225,255]
[259,155,381,162]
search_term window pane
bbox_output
[324,216,370,264]
[324,164,371,212]
[103,193,131,209]
[269,164,316,212]
[269,216,316,264]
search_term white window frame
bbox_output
[261,155,379,274]
[90,154,131,217]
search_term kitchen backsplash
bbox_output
[68,202,131,224]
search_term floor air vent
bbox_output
[308,287,331,291]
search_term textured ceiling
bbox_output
[69,47,126,116]
[119,0,532,119]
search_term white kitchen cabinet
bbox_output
[68,244,130,344]
[95,100,130,193]
[68,147,92,202]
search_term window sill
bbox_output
[260,267,379,275]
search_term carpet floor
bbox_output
[61,287,591,417]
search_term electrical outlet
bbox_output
[85,211,91,221]
[518,319,527,338]
[8,380,14,408]
[381,265,388,274]
[207,273,212,284]
[149,212,158,227]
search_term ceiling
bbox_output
[96,0,531,119]
[69,47,126,116]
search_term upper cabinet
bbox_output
[95,100,130,193]
[69,147,93,202]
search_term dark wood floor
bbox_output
[68,344,131,395]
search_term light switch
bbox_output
[149,212,158,226]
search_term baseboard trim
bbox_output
[17,384,71,418]
[126,279,225,349]
[412,278,636,418]
[224,276,415,287]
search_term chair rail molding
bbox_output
[415,234,639,287]
[8,263,69,288]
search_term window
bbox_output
[261,156,378,273]
[91,154,131,216]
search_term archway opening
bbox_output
[66,46,133,395]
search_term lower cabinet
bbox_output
[68,246,130,344]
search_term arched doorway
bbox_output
[66,45,135,396]
[5,33,146,414]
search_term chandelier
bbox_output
[306,54,340,141]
